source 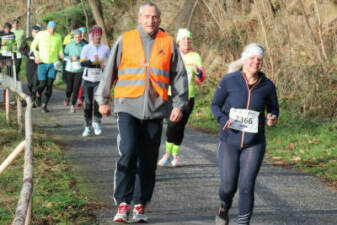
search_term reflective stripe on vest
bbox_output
[115,29,173,100]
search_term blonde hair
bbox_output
[227,59,243,73]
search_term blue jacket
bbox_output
[211,70,279,148]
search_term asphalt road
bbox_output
[1,85,337,225]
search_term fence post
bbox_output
[17,96,23,133]
[24,194,32,225]
[5,88,10,124]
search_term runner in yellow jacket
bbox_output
[31,20,64,112]
[158,28,206,167]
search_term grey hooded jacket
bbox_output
[95,25,188,120]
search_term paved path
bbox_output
[1,85,337,225]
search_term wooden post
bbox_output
[24,194,32,225]
[13,96,34,225]
[0,141,25,175]
[17,96,23,134]
[5,88,10,124]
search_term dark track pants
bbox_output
[15,57,22,76]
[218,140,266,224]
[82,80,101,126]
[25,59,38,97]
[36,78,54,105]
[65,71,82,106]
[114,112,163,205]
[166,97,194,145]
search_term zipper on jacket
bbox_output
[240,73,261,148]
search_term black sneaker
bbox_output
[41,104,49,113]
[36,97,42,107]
[21,100,27,107]
[215,207,229,225]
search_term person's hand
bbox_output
[100,62,105,70]
[192,64,200,74]
[223,119,233,130]
[72,56,77,61]
[13,45,17,50]
[2,41,6,45]
[170,107,183,122]
[266,113,277,127]
[94,55,99,61]
[59,53,64,59]
[99,104,111,116]
[34,58,40,64]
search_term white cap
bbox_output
[240,43,264,62]
[176,28,192,43]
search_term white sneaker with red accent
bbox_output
[132,204,148,223]
[113,202,130,223]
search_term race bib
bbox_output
[16,52,22,59]
[71,61,82,70]
[87,68,102,81]
[229,108,260,133]
[1,50,12,57]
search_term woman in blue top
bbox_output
[211,43,279,225]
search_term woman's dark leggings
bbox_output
[82,81,102,126]
[65,71,82,106]
[166,98,194,145]
[218,140,266,224]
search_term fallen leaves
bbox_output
[288,143,296,149]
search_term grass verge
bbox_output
[0,108,99,224]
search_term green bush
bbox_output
[41,3,94,36]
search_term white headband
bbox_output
[240,44,264,62]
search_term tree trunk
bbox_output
[167,0,196,32]
[241,0,251,14]
[88,0,110,46]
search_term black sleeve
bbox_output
[266,82,279,117]
[80,60,93,67]
[19,38,29,56]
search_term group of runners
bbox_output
[1,2,279,225]
[0,18,110,136]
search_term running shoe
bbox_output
[82,126,91,137]
[64,98,69,106]
[35,96,41,107]
[77,100,83,108]
[41,104,49,113]
[113,202,130,223]
[215,206,229,225]
[132,204,148,223]
[171,155,181,167]
[70,105,75,113]
[92,122,102,136]
[157,154,172,167]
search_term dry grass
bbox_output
[1,0,336,118]
[183,0,337,119]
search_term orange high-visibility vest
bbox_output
[114,29,173,101]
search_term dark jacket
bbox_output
[211,70,279,148]
[20,36,34,59]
